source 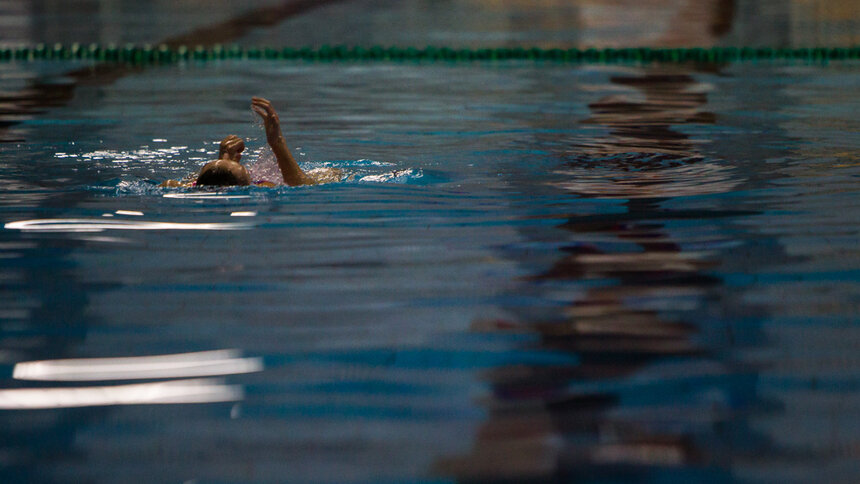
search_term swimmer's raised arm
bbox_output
[252,97,314,186]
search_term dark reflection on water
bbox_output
[438,65,798,481]
[577,74,716,157]
[0,0,345,144]
[552,70,741,200]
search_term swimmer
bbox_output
[162,97,339,187]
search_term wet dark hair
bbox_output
[196,162,251,186]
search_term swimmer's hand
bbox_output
[252,97,282,143]
[251,96,314,186]
[220,135,245,161]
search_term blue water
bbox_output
[2,58,860,484]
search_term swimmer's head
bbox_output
[218,135,245,162]
[197,159,251,186]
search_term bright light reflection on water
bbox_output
[0,379,243,409]
[13,349,263,381]
[4,219,255,232]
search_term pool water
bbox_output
[1,57,860,483]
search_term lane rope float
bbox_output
[0,43,858,64]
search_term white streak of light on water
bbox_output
[0,378,243,409]
[4,219,255,232]
[13,349,263,381]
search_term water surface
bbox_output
[1,58,859,483]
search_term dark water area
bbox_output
[1,57,858,484]
[2,0,860,483]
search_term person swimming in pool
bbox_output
[163,97,339,187]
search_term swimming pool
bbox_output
[3,0,860,481]
[2,55,859,483]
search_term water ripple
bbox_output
[550,153,741,198]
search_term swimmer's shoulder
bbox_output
[160,178,195,188]
[160,167,341,189]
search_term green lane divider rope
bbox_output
[1,43,858,64]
